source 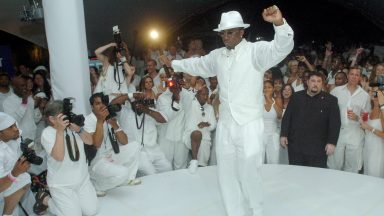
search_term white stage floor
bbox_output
[95,165,384,216]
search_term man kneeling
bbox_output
[184,87,216,173]
[0,112,31,216]
[84,93,140,197]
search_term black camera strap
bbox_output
[65,129,80,162]
[113,62,125,91]
[133,111,146,146]
[107,126,120,154]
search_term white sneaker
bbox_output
[127,178,142,186]
[96,190,107,197]
[188,160,198,174]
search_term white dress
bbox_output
[363,118,384,178]
[263,99,280,164]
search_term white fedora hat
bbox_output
[213,11,250,32]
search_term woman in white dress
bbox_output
[360,87,384,178]
[263,80,283,164]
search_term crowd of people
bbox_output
[1,18,384,216]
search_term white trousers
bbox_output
[262,132,280,164]
[90,142,140,191]
[138,146,172,175]
[48,178,98,216]
[327,127,364,173]
[159,137,189,170]
[209,130,217,166]
[216,116,263,216]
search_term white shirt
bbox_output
[331,84,370,127]
[3,93,39,140]
[0,88,12,112]
[172,20,294,125]
[84,113,125,163]
[0,140,20,178]
[94,65,128,100]
[41,126,89,187]
[184,99,216,141]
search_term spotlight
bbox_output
[149,30,159,40]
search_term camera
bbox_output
[20,138,43,165]
[113,25,125,54]
[101,94,122,120]
[63,98,85,127]
[369,75,384,91]
[165,73,184,89]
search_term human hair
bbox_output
[263,80,274,87]
[368,62,384,84]
[89,92,104,106]
[139,76,154,92]
[308,71,325,82]
[32,70,52,100]
[43,100,63,118]
[348,66,361,75]
[146,59,157,66]
[0,72,10,80]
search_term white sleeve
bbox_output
[3,100,27,123]
[83,114,97,133]
[41,128,56,155]
[0,152,6,178]
[251,19,294,72]
[172,52,217,78]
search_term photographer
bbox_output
[157,73,197,169]
[94,42,135,98]
[130,77,172,175]
[0,112,31,216]
[34,101,98,216]
[83,93,140,197]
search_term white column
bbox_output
[42,0,90,115]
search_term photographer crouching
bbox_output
[0,112,31,216]
[83,93,140,197]
[33,100,98,216]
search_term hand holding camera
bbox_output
[107,118,119,129]
[95,105,109,122]
[11,157,31,177]
[54,113,70,132]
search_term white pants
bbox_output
[209,130,217,166]
[159,137,189,170]
[216,116,263,216]
[138,146,172,175]
[262,132,280,164]
[327,126,364,173]
[48,178,98,216]
[185,137,212,167]
[90,142,140,191]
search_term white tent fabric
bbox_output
[42,0,91,115]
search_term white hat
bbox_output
[213,11,250,32]
[0,112,16,131]
[33,65,48,73]
[34,91,48,99]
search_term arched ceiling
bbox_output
[0,0,383,52]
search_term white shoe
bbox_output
[188,160,198,174]
[127,178,142,186]
[96,190,107,197]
